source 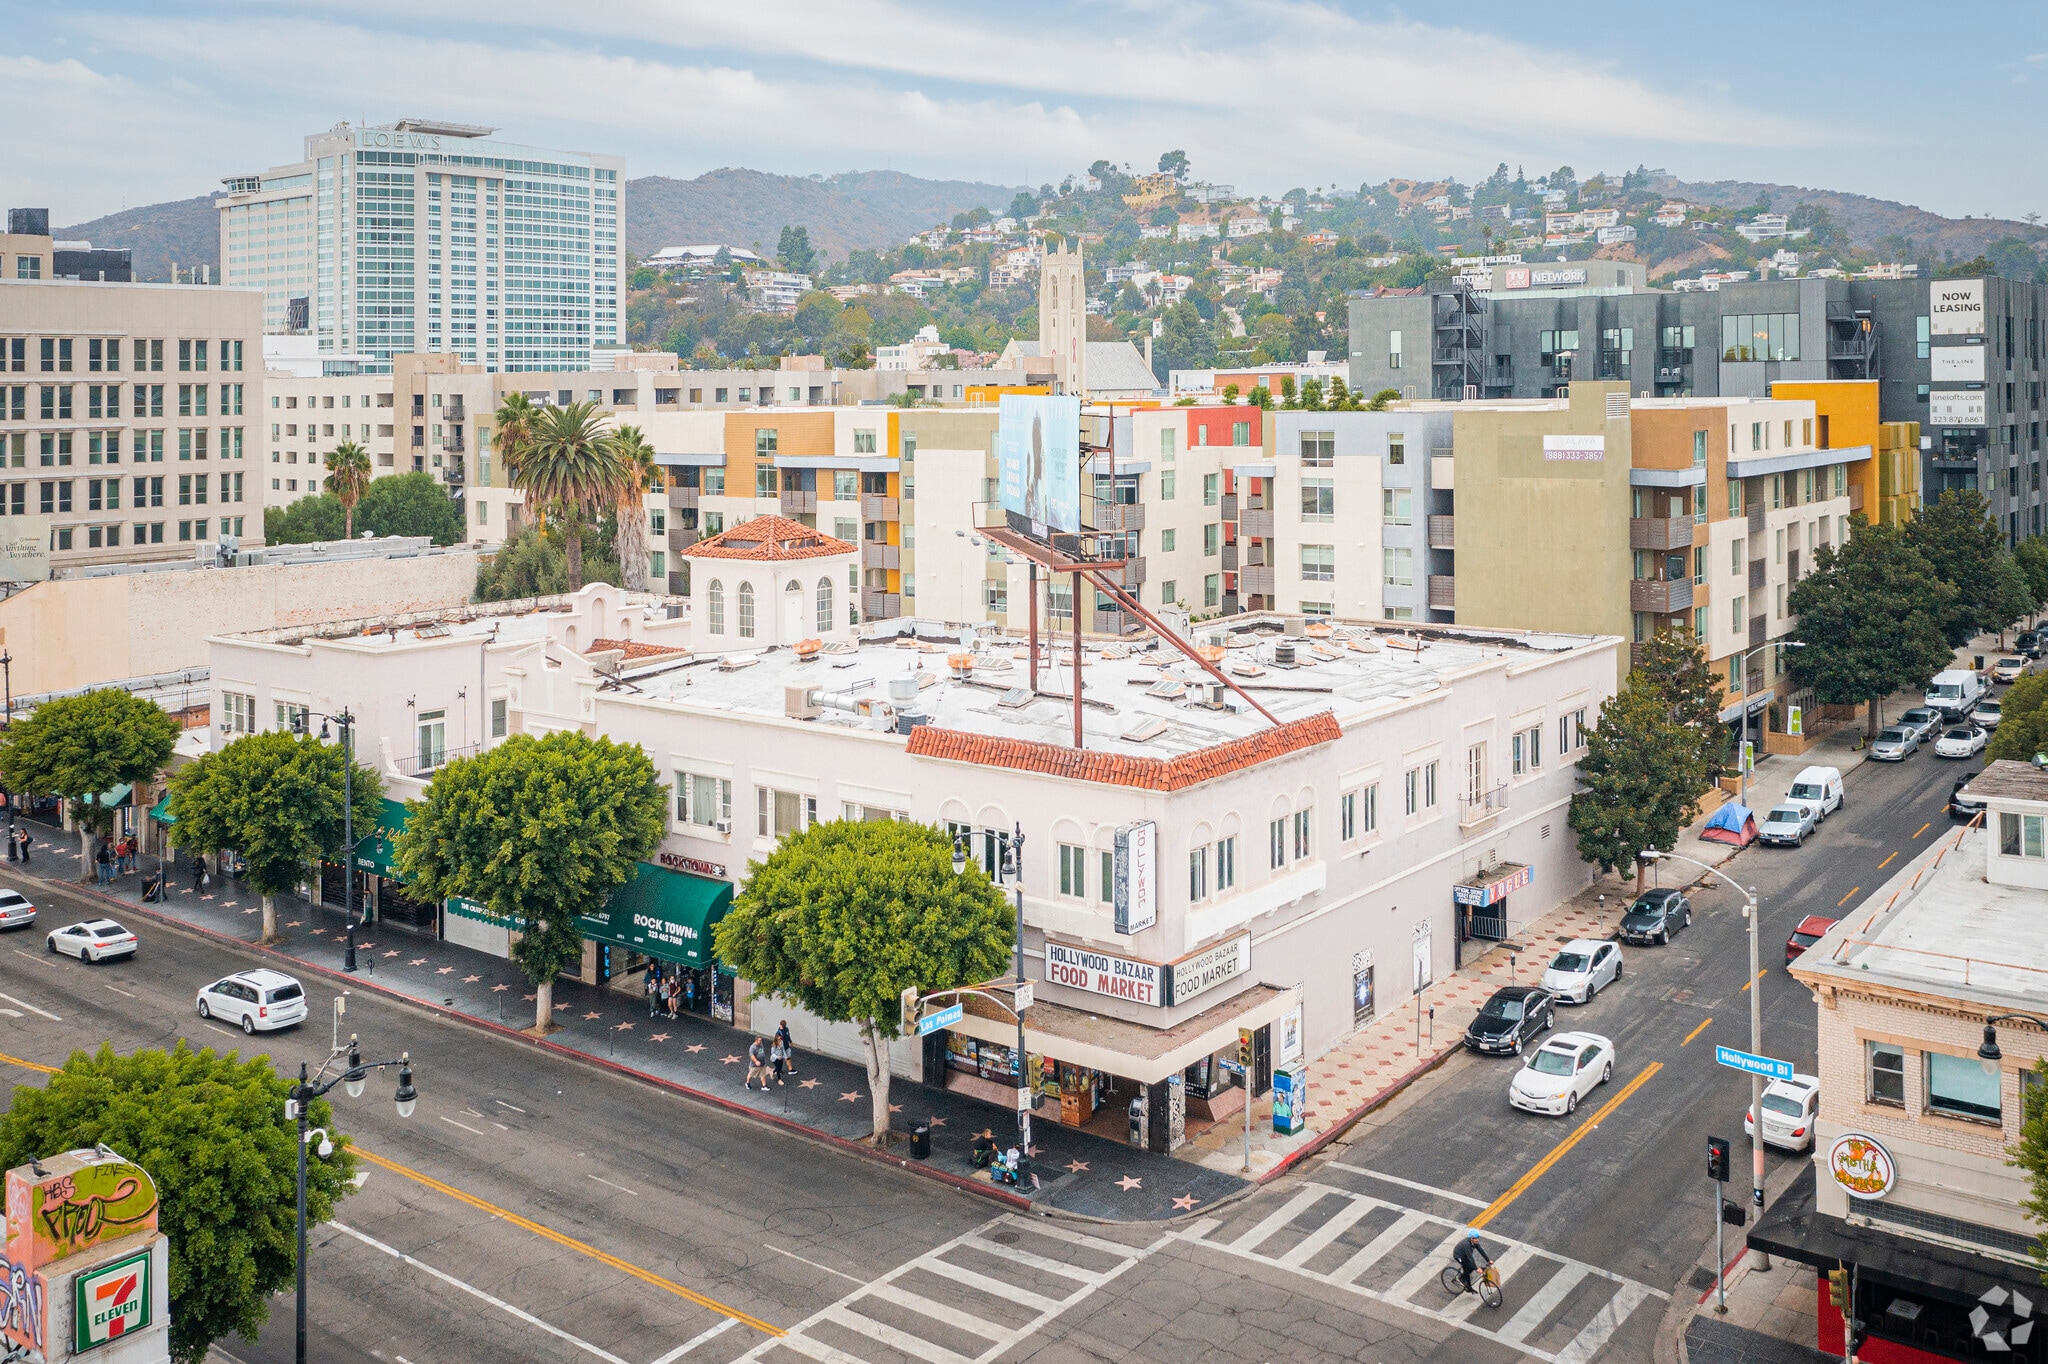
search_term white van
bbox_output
[1926,669,1987,719]
[1785,765,1844,821]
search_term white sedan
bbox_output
[1541,938,1622,1004]
[1994,658,2027,683]
[1745,1074,1822,1151]
[1509,1032,1616,1116]
[46,919,137,962]
[0,888,35,930]
[1934,725,1988,759]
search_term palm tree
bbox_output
[324,441,373,540]
[492,390,539,528]
[607,424,659,592]
[509,401,622,590]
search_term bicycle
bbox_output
[1440,1261,1503,1309]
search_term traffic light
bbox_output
[1827,1268,1850,1311]
[900,986,920,1033]
[1707,1135,1731,1184]
[1238,1027,1254,1068]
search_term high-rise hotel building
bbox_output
[218,120,622,373]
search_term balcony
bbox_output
[862,494,898,520]
[1428,575,1456,610]
[1220,493,1239,521]
[442,459,465,486]
[442,429,466,453]
[667,527,701,554]
[1749,614,1768,649]
[1240,565,1275,596]
[779,489,818,516]
[1628,515,1693,551]
[1427,515,1456,550]
[861,542,899,571]
[1629,578,1693,614]
[1221,543,1239,570]
[1458,781,1508,835]
[861,590,900,620]
[1748,503,1766,533]
[1240,507,1274,538]
[1749,558,1766,590]
[1788,549,1801,583]
[1089,502,1146,533]
[445,399,466,423]
[1115,556,1147,588]
[669,486,700,511]
[1849,483,1864,513]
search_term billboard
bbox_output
[997,394,1082,535]
[1929,346,1986,382]
[1930,391,1987,427]
[1929,280,1984,336]
[0,515,51,583]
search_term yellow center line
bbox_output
[1469,1062,1661,1230]
[352,1147,783,1336]
[1912,823,1931,839]
[1837,887,1860,907]
[1878,850,1900,869]
[1741,968,1768,993]
[0,1050,58,1074]
[1681,1018,1714,1047]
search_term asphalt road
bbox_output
[0,732,1973,1364]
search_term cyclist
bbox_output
[1453,1229,1493,1294]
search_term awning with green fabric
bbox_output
[577,862,733,969]
[352,798,413,877]
[90,783,132,811]
[147,793,174,825]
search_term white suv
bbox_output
[197,970,308,1034]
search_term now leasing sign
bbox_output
[75,1249,151,1352]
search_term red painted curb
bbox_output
[1259,1044,1461,1184]
[28,873,1032,1214]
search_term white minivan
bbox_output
[1785,765,1845,821]
[1926,669,1987,720]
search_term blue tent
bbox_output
[1701,801,1758,847]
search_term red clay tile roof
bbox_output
[587,638,687,660]
[681,514,855,561]
[905,711,1341,789]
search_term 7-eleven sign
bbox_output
[74,1249,152,1352]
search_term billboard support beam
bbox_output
[1028,561,1039,693]
[1081,567,1282,728]
[1072,570,1084,747]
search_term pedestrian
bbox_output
[664,973,680,1020]
[770,1031,790,1085]
[683,972,698,1013]
[16,826,31,864]
[745,1035,772,1091]
[189,853,206,893]
[645,965,660,1018]
[775,1019,798,1075]
[120,837,135,875]
[94,842,111,885]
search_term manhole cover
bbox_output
[993,1231,1021,1246]
[1687,1266,1719,1293]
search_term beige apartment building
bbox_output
[0,226,265,576]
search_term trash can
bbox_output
[909,1122,931,1160]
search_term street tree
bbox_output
[714,819,1013,1140]
[607,424,659,591]
[1631,631,1727,777]
[0,688,179,880]
[1788,519,1956,735]
[1906,489,2009,645]
[1568,674,1716,877]
[167,731,383,943]
[1987,671,2048,764]
[1993,552,2039,646]
[324,440,373,540]
[506,401,624,590]
[2016,535,2048,621]
[0,1041,357,1364]
[2014,1058,2048,1266]
[393,731,665,1033]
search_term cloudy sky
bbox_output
[5,0,2044,224]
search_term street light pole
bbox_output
[1006,821,1031,1188]
[340,710,357,973]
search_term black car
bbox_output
[1464,984,1556,1055]
[2020,632,2043,660]
[1950,771,1986,821]
[1618,887,1692,945]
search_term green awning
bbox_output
[148,793,174,825]
[90,783,132,811]
[353,798,413,877]
[577,862,732,969]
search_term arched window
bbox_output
[816,576,833,634]
[707,579,724,634]
[737,581,755,639]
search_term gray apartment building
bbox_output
[1349,273,2048,542]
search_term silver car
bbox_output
[1759,804,1818,847]
[1870,726,1918,761]
[1896,707,1943,742]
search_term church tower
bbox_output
[1038,238,1086,396]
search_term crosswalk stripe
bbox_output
[913,1255,1061,1313]
[958,1237,1104,1290]
[820,1306,973,1364]
[1497,1263,1590,1346]
[1442,1245,1534,1324]
[766,1333,871,1364]
[1229,1186,1332,1252]
[1553,1279,1652,1364]
[856,1283,1008,1343]
[1016,1222,1142,1259]
[1277,1193,1381,1268]
[1387,1227,1473,1307]
[1328,1209,1429,1285]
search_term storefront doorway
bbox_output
[577,861,735,1023]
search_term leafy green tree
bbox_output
[264,494,346,545]
[506,401,624,590]
[167,731,382,943]
[0,688,179,879]
[2016,535,2048,618]
[1366,387,1400,410]
[1246,385,1274,410]
[1568,674,1714,878]
[607,424,659,592]
[1632,631,1727,776]
[1789,518,1956,735]
[1157,149,1190,180]
[475,523,570,601]
[358,471,465,545]
[2016,1057,2048,1271]
[777,225,817,276]
[1907,489,2011,645]
[325,440,373,539]
[394,732,665,1033]
[1987,671,2048,763]
[1007,191,1037,220]
[0,1042,356,1364]
[715,820,1013,1139]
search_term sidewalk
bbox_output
[9,829,1250,1223]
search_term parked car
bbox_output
[1975,698,2004,729]
[1745,1074,1822,1152]
[1759,804,1818,847]
[0,888,35,930]
[1934,725,1988,759]
[1509,1032,1615,1116]
[1896,707,1944,742]
[1995,657,2028,684]
[2018,631,2043,660]
[1926,669,1988,720]
[1950,772,1987,821]
[1464,985,1556,1055]
[1786,914,1839,965]
[196,969,308,1034]
[1542,939,1623,1004]
[1870,726,1919,762]
[1618,888,1692,945]
[45,919,137,962]
[1784,766,1844,821]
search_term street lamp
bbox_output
[289,1033,417,1364]
[953,823,1032,1187]
[1732,641,1804,816]
[1977,1013,2048,1069]
[304,709,361,972]
[1642,847,1772,1270]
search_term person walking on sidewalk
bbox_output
[93,841,111,885]
[645,965,661,1018]
[770,1030,791,1085]
[774,1020,797,1076]
[14,826,30,864]
[745,1036,773,1091]
[664,973,680,1020]
[189,853,207,893]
